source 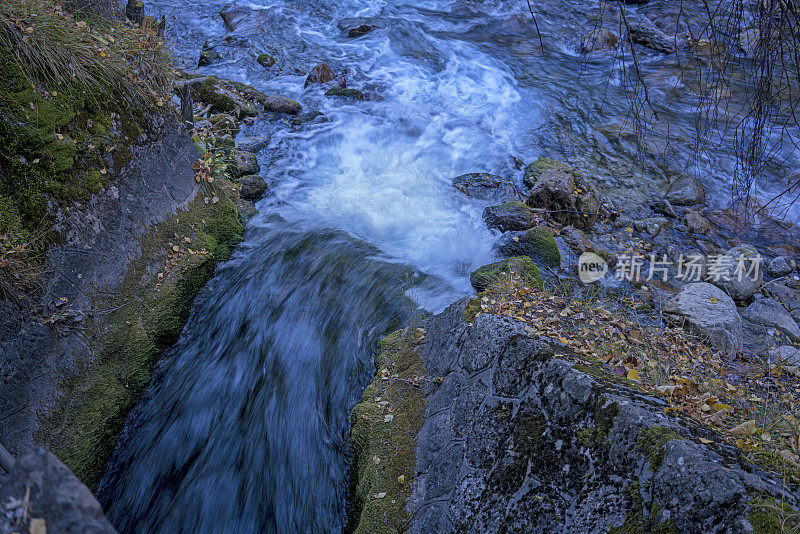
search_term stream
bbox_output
[98,0,800,532]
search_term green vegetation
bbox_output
[514,227,561,267]
[522,156,567,188]
[751,450,800,484]
[470,255,544,293]
[349,328,426,533]
[636,427,683,470]
[610,482,678,534]
[748,494,800,534]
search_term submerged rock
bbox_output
[198,40,222,67]
[483,201,534,232]
[256,53,275,68]
[743,298,800,340]
[580,28,618,53]
[626,17,676,53]
[337,17,385,38]
[304,63,337,87]
[219,3,252,32]
[452,173,517,203]
[324,87,365,100]
[663,282,742,352]
[469,256,543,292]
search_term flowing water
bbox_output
[98,0,800,532]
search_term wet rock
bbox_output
[666,174,704,206]
[685,210,711,234]
[256,53,275,68]
[219,3,250,32]
[290,111,323,126]
[626,17,676,53]
[262,95,302,115]
[196,76,263,117]
[768,255,795,277]
[228,149,260,178]
[236,175,268,201]
[560,226,593,253]
[634,217,668,237]
[0,447,116,533]
[663,282,742,352]
[304,63,336,87]
[452,173,517,203]
[580,28,618,53]
[769,345,800,366]
[470,256,543,292]
[209,113,239,136]
[337,17,385,38]
[496,227,561,268]
[324,87,365,100]
[483,201,535,232]
[526,165,601,229]
[522,156,567,189]
[650,197,677,218]
[198,40,222,67]
[743,298,800,340]
[708,244,763,301]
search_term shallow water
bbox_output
[98,0,799,532]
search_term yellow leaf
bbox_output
[731,420,758,436]
[699,437,713,444]
[708,297,718,304]
[397,475,405,485]
[627,369,639,381]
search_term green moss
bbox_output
[37,188,244,488]
[577,427,596,447]
[611,482,678,534]
[500,227,560,268]
[469,255,544,293]
[349,328,426,534]
[464,294,484,323]
[751,451,800,482]
[523,157,567,188]
[577,401,618,447]
[748,494,799,534]
[256,53,275,68]
[636,427,683,469]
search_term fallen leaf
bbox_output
[731,420,758,437]
[627,369,639,381]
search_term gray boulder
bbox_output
[262,95,302,115]
[627,17,676,53]
[663,282,742,352]
[666,174,704,205]
[0,447,116,533]
[337,17,385,38]
[743,298,800,340]
[708,244,764,301]
[452,173,516,203]
[236,175,268,201]
[526,166,601,229]
[769,345,800,367]
[228,149,260,178]
[483,201,535,232]
[767,255,795,277]
[685,210,711,234]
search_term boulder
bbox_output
[496,226,561,267]
[198,40,222,67]
[256,53,275,68]
[522,156,567,189]
[685,210,711,234]
[769,345,800,367]
[560,226,593,253]
[304,63,336,87]
[452,173,516,203]
[767,255,795,277]
[663,282,742,352]
[209,113,239,136]
[236,175,268,201]
[707,244,763,301]
[633,217,668,237]
[324,87,366,100]
[762,282,800,322]
[228,149,260,178]
[0,447,117,533]
[650,197,677,218]
[526,166,601,229]
[483,201,535,232]
[580,28,618,53]
[262,95,302,115]
[626,17,676,53]
[337,17,385,38]
[219,3,251,32]
[196,76,263,117]
[666,174,704,206]
[469,256,543,292]
[743,298,800,340]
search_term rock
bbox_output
[304,63,336,87]
[452,173,516,203]
[324,87,365,100]
[743,298,800,340]
[228,149,260,178]
[124,0,144,25]
[707,244,763,301]
[483,201,535,232]
[626,17,676,53]
[290,111,323,126]
[522,156,567,189]
[666,174,704,206]
[560,226,593,253]
[633,217,668,237]
[768,255,795,277]
[236,175,268,201]
[496,227,561,268]
[469,256,543,292]
[209,113,239,136]
[337,17,385,38]
[663,282,742,352]
[650,197,677,218]
[219,3,250,31]
[256,53,275,68]
[580,28,618,53]
[685,210,711,234]
[769,345,800,367]
[526,166,600,229]
[0,447,117,533]
[196,76,263,117]
[762,282,800,320]
[198,40,222,67]
[262,95,302,115]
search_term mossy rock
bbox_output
[469,256,543,292]
[522,157,567,189]
[497,227,561,268]
[209,113,239,136]
[325,87,366,100]
[483,201,535,232]
[636,426,683,469]
[256,53,275,68]
[198,76,262,117]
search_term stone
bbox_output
[262,95,302,115]
[769,345,800,367]
[634,217,668,237]
[650,197,677,218]
[707,244,763,301]
[522,156,567,189]
[685,210,711,234]
[256,53,275,68]
[469,256,543,292]
[220,3,251,32]
[526,167,601,229]
[496,227,561,268]
[580,28,618,53]
[666,174,704,205]
[337,17,385,38]
[228,149,260,178]
[767,255,795,277]
[198,40,222,67]
[483,201,535,232]
[452,173,516,203]
[626,17,676,53]
[324,87,366,100]
[663,282,742,352]
[304,63,336,87]
[236,175,268,201]
[196,76,263,117]
[209,113,238,136]
[743,298,800,340]
[0,447,116,533]
[560,226,593,253]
